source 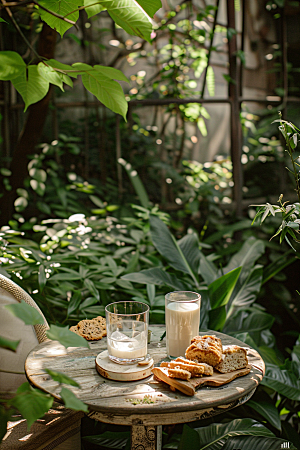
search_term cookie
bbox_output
[70,316,107,341]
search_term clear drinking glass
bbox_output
[165,291,201,358]
[105,301,149,364]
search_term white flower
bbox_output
[68,213,85,223]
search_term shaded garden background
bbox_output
[0,0,300,448]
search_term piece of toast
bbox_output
[215,345,248,373]
[167,368,191,381]
[160,361,209,377]
[173,357,214,376]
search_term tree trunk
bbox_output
[0,24,57,226]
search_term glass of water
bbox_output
[105,301,149,364]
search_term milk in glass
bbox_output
[166,299,200,357]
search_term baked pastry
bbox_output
[174,357,214,376]
[185,335,223,367]
[215,345,248,373]
[167,368,191,381]
[70,316,106,341]
[160,361,206,377]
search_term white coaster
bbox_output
[95,350,154,381]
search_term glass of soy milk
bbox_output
[105,301,149,364]
[165,291,201,358]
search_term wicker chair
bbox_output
[0,274,84,450]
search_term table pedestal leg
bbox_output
[131,424,162,450]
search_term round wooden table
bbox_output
[25,326,264,450]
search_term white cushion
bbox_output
[0,287,38,393]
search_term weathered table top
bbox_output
[25,326,264,427]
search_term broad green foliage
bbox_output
[0,335,20,351]
[39,0,80,37]
[252,116,300,251]
[0,159,299,446]
[10,383,54,429]
[60,387,88,412]
[0,0,161,118]
[72,63,129,118]
[46,324,90,348]
[5,299,45,325]
[0,51,26,80]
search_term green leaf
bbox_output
[178,424,200,450]
[39,0,80,37]
[37,62,64,90]
[222,435,296,450]
[122,267,189,291]
[5,300,44,325]
[262,250,295,284]
[67,290,82,316]
[118,159,149,207]
[206,65,215,97]
[38,264,47,291]
[197,117,207,136]
[136,0,162,17]
[84,0,105,18]
[60,387,88,412]
[228,266,263,314]
[44,369,80,387]
[0,405,13,442]
[100,0,153,42]
[83,430,130,448]
[261,363,300,400]
[223,237,264,279]
[84,278,100,301]
[94,65,129,82]
[72,63,128,119]
[0,335,20,351]
[247,399,281,431]
[47,59,76,84]
[223,309,274,335]
[208,304,227,331]
[0,51,26,80]
[194,418,274,449]
[46,324,89,349]
[12,65,49,112]
[208,267,242,309]
[199,252,218,284]
[177,233,201,279]
[10,382,54,429]
[149,215,199,286]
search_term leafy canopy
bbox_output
[0,0,162,118]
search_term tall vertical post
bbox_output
[227,0,243,217]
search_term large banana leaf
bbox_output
[208,267,242,309]
[246,388,281,431]
[261,363,300,400]
[221,436,296,450]
[149,215,199,287]
[181,419,274,450]
[223,309,274,335]
[199,252,218,284]
[83,431,130,449]
[178,233,201,278]
[222,237,264,278]
[227,265,263,316]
